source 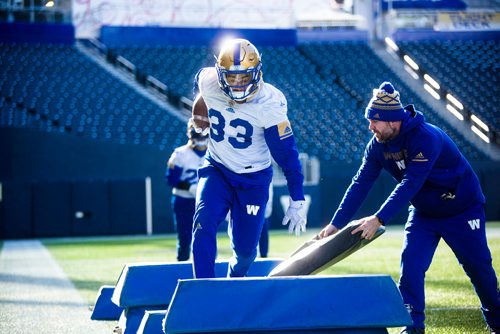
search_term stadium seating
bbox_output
[109,42,487,161]
[298,41,488,161]
[110,45,214,99]
[398,39,499,133]
[0,42,186,152]
[0,41,489,162]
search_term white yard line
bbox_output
[0,240,112,334]
[428,306,480,311]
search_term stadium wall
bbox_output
[392,29,500,41]
[99,26,297,47]
[0,128,171,238]
[1,129,498,239]
[0,22,74,44]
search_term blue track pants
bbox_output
[399,204,500,329]
[171,196,195,261]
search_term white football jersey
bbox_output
[168,144,205,198]
[197,67,289,174]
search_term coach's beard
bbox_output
[373,126,398,143]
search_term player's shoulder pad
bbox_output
[257,83,287,114]
[196,67,217,84]
[195,67,218,96]
[175,144,192,154]
[171,144,191,161]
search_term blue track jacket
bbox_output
[330,105,485,228]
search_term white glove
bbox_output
[282,198,307,236]
[191,117,210,136]
[195,126,210,136]
[188,184,198,197]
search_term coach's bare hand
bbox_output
[319,224,339,238]
[351,215,382,240]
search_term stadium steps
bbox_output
[75,40,187,123]
[370,41,500,161]
[397,40,499,133]
[297,41,489,161]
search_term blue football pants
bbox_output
[399,204,500,329]
[171,196,196,261]
[259,218,269,258]
[192,165,269,278]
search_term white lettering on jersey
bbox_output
[467,219,480,230]
[246,205,261,216]
[395,160,406,171]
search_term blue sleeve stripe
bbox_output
[279,132,293,140]
[264,125,304,201]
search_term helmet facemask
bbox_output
[216,39,263,102]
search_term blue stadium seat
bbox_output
[0,41,490,162]
[0,42,185,153]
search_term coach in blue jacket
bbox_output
[319,82,499,334]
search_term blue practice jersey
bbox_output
[331,106,485,227]
[166,144,206,199]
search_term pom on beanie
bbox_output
[365,82,406,122]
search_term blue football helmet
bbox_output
[215,38,263,102]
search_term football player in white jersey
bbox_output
[165,120,208,261]
[191,38,307,278]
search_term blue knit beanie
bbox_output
[365,82,406,121]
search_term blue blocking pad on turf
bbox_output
[90,285,123,320]
[117,306,165,334]
[165,275,412,333]
[112,262,192,308]
[110,259,282,334]
[111,258,283,308]
[137,310,167,334]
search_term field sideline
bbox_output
[41,223,500,334]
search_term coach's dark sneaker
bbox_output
[400,327,425,334]
[490,327,499,334]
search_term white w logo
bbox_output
[246,205,260,216]
[395,160,406,170]
[467,219,480,230]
